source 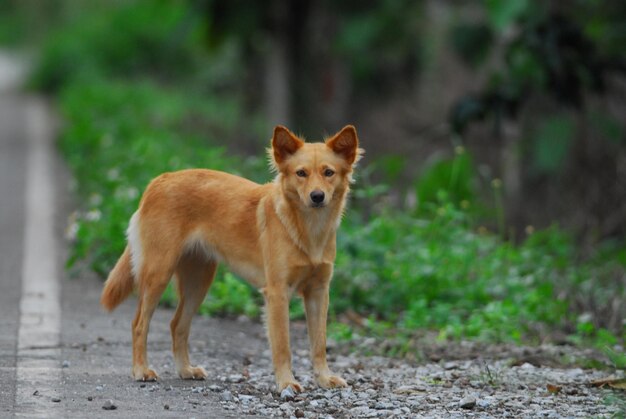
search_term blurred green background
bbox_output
[2,0,624,354]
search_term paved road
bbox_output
[0,55,28,416]
[0,52,246,418]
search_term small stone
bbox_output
[102,400,117,410]
[310,400,320,408]
[280,386,296,401]
[444,361,458,370]
[220,390,233,402]
[295,408,305,418]
[61,360,70,368]
[32,390,39,396]
[87,396,93,402]
[477,399,490,408]
[459,396,476,409]
[375,401,394,410]
[51,397,61,403]
[239,395,255,404]
[164,404,170,410]
[95,385,103,391]
[228,374,244,383]
[208,384,222,391]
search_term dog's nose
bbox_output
[310,190,325,204]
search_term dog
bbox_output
[100,125,363,392]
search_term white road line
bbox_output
[15,98,62,417]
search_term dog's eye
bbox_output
[296,170,307,177]
[324,169,335,177]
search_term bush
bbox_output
[31,2,207,92]
[333,198,624,343]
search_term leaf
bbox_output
[546,383,561,394]
[484,0,529,31]
[591,376,626,390]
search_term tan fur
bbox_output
[100,125,363,392]
[101,246,134,311]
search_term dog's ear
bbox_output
[272,125,304,164]
[327,125,361,165]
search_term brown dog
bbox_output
[100,125,363,392]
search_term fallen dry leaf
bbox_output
[590,375,626,390]
[546,383,562,394]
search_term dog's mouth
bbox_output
[310,202,326,208]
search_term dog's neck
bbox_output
[272,190,346,263]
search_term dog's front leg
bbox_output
[263,285,303,393]
[303,282,348,389]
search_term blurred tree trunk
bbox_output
[264,27,290,128]
[501,119,522,230]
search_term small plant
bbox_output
[479,361,502,388]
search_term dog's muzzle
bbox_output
[310,190,325,207]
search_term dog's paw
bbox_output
[178,366,208,380]
[316,374,348,389]
[133,367,159,382]
[277,379,304,393]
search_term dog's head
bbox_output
[270,125,363,209]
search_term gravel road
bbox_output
[56,272,623,418]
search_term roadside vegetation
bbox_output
[5,1,623,355]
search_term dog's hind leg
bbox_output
[131,252,178,381]
[170,254,216,379]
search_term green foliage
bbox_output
[530,114,575,175]
[333,0,423,88]
[484,0,530,31]
[333,199,623,344]
[415,148,475,209]
[30,1,207,92]
[199,272,261,318]
[450,23,494,67]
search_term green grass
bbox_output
[28,1,625,350]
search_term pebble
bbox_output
[61,360,70,368]
[228,374,244,383]
[280,386,296,401]
[220,390,233,402]
[102,400,117,410]
[459,396,477,409]
[375,401,394,410]
[133,342,617,418]
[51,397,61,403]
[239,395,255,404]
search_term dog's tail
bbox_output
[101,246,135,311]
